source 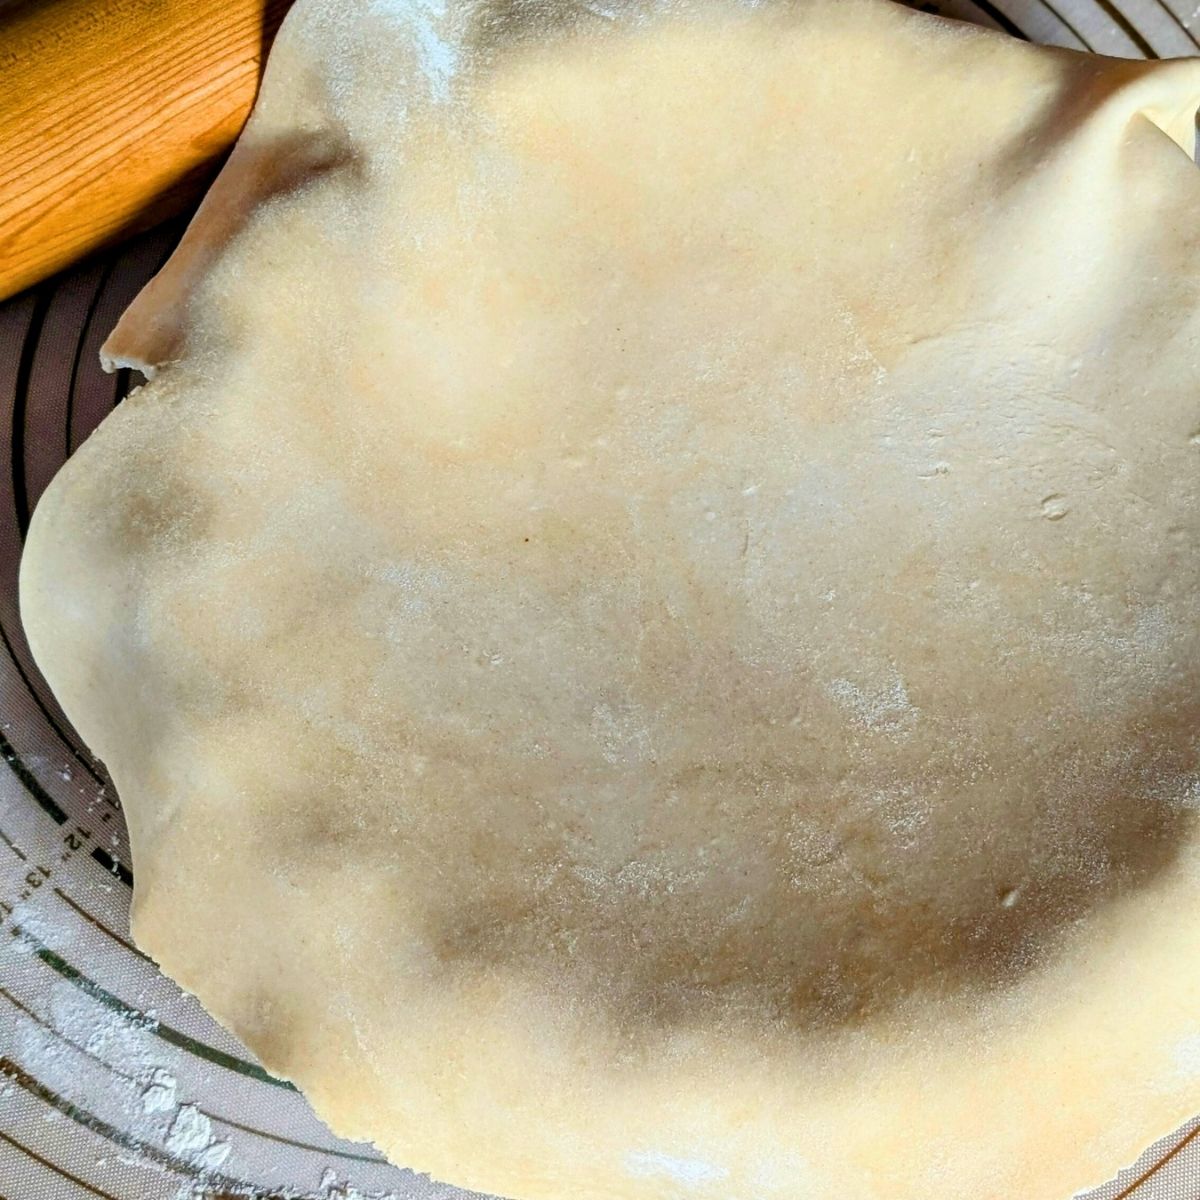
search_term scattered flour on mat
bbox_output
[4,926,403,1198]
[141,1066,178,1114]
[4,930,236,1179]
[315,1169,413,1199]
[165,1102,231,1170]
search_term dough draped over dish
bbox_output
[21,1,1200,1196]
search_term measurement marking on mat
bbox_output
[11,924,295,1090]
[89,846,132,887]
[0,984,384,1166]
[0,825,95,936]
[0,1056,267,1192]
[0,827,26,860]
[54,886,152,963]
[0,728,66,824]
[0,1127,122,1200]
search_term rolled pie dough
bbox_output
[19,1,1200,1196]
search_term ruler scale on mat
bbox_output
[0,1,1198,1197]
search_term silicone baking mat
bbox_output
[1,2,1199,1196]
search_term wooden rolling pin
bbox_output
[0,0,293,303]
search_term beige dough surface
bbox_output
[19,1,1200,1196]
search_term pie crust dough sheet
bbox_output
[19,2,1200,1197]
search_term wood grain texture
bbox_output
[0,0,293,303]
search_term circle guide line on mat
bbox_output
[0,983,386,1168]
